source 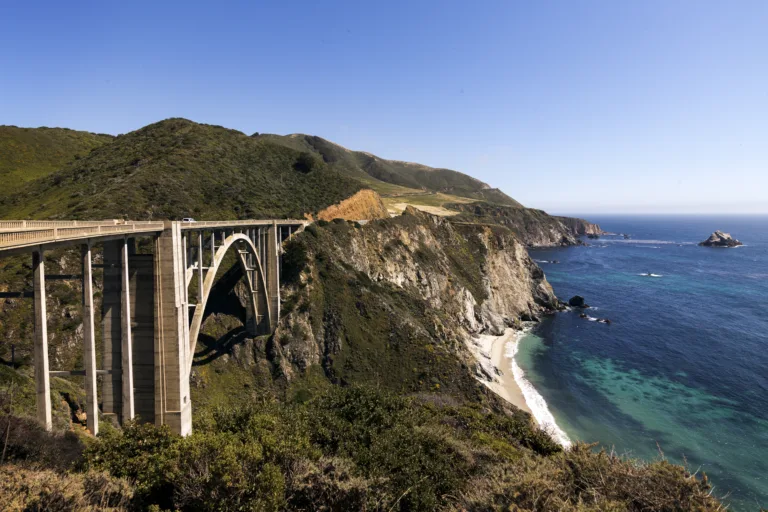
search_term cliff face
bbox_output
[270,207,557,396]
[315,189,389,221]
[555,216,603,236]
[449,203,597,247]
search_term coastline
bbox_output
[505,328,573,448]
[484,329,531,413]
[468,327,572,448]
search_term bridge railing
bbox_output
[0,220,124,230]
[0,222,165,249]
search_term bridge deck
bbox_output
[0,219,308,255]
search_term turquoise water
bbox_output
[521,215,768,510]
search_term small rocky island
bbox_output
[699,231,743,248]
[568,295,589,308]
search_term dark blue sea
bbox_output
[524,215,768,510]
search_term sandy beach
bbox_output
[470,329,531,413]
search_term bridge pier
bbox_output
[129,251,155,424]
[102,241,122,424]
[153,222,192,436]
[81,243,99,435]
[102,239,137,426]
[32,249,52,431]
[266,222,280,326]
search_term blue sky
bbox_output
[1,1,766,214]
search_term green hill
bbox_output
[255,133,523,206]
[0,125,113,197]
[0,119,363,220]
[0,119,523,221]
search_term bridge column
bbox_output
[153,222,192,436]
[81,243,99,435]
[101,241,122,423]
[120,238,135,423]
[266,222,280,327]
[129,251,155,424]
[32,249,52,431]
[100,238,136,425]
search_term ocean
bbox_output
[521,215,768,511]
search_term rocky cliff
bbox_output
[449,203,599,247]
[267,207,558,397]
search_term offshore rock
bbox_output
[568,295,589,308]
[699,231,743,247]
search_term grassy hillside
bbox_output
[256,133,523,207]
[0,126,113,197]
[0,119,363,220]
[0,120,527,221]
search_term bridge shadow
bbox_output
[193,327,249,366]
[192,262,254,367]
[201,262,247,322]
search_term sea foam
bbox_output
[506,332,572,448]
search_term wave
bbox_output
[638,273,663,277]
[506,333,572,448]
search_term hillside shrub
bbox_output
[307,386,473,510]
[293,152,325,174]
[84,422,180,506]
[0,415,84,470]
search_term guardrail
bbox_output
[178,219,308,230]
[0,222,165,250]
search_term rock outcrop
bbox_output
[699,231,743,247]
[316,189,390,222]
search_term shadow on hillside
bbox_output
[193,327,248,366]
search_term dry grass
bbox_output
[453,443,724,512]
[0,464,134,511]
[382,192,478,216]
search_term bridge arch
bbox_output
[187,233,271,370]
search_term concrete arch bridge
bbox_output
[0,219,307,435]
